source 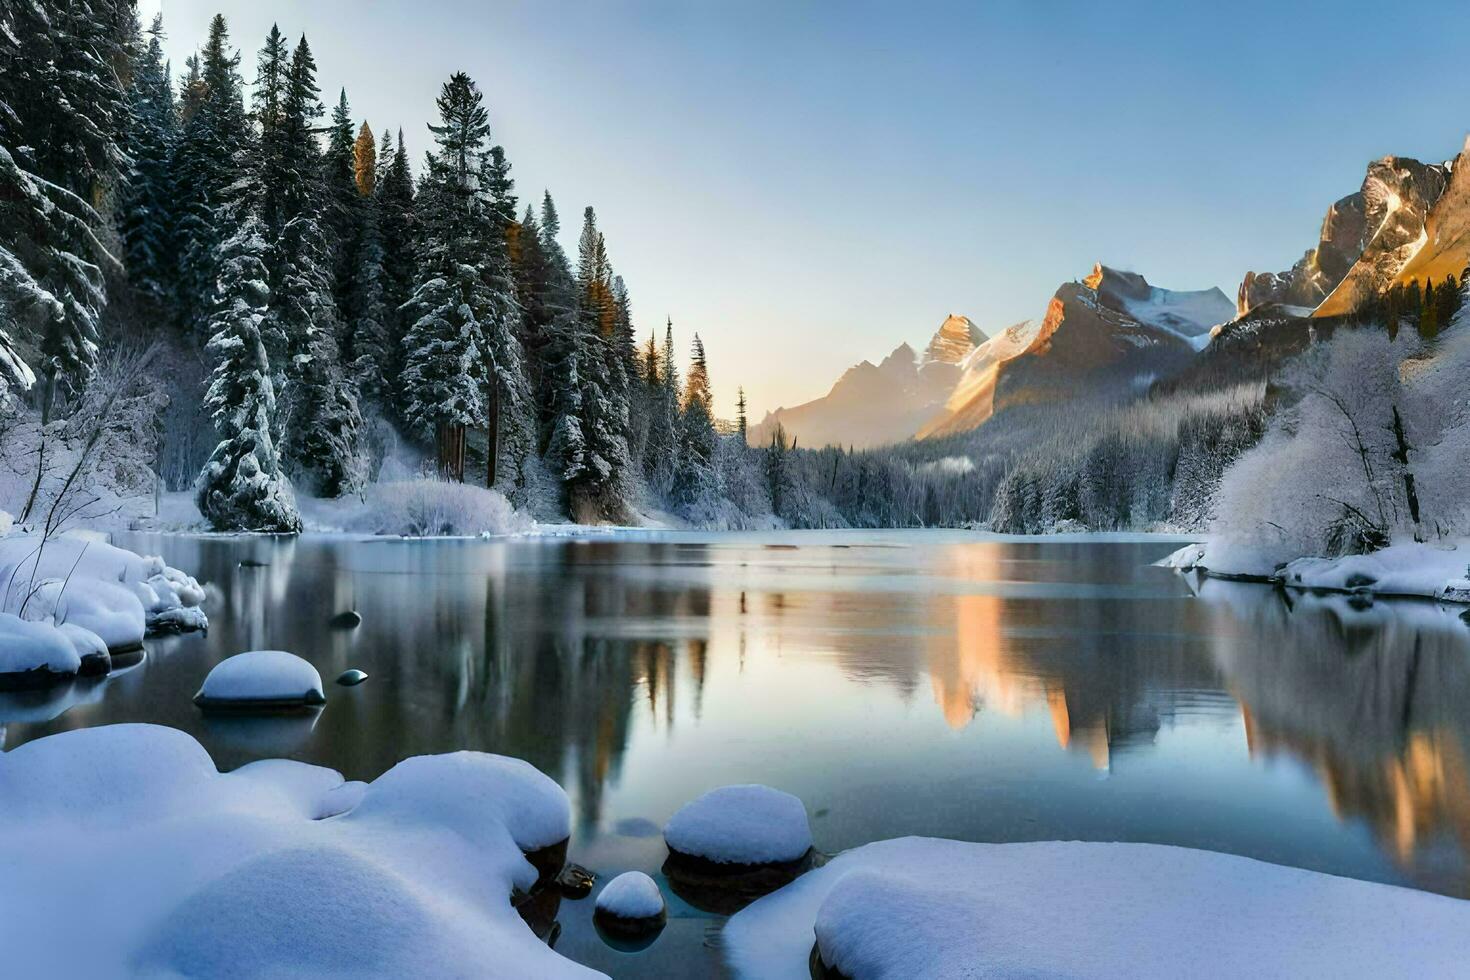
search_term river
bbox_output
[6,530,1469,977]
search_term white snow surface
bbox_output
[1116,282,1234,341]
[724,837,1470,979]
[595,871,666,920]
[0,532,207,657]
[198,650,325,703]
[0,613,81,675]
[0,724,599,979]
[664,784,813,865]
[1162,538,1470,601]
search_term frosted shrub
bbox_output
[350,480,531,537]
[1211,328,1427,564]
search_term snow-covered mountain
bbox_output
[1238,137,1470,318]
[753,267,1232,449]
[918,264,1232,438]
[747,316,984,449]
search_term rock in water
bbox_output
[0,614,81,690]
[555,863,596,900]
[194,651,325,712]
[329,610,362,630]
[593,871,666,948]
[336,669,368,686]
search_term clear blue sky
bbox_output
[140,0,1470,419]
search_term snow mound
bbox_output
[665,784,813,865]
[595,871,665,920]
[0,613,81,684]
[195,650,325,709]
[1280,543,1470,599]
[724,838,1470,979]
[0,724,601,979]
[350,751,571,856]
[21,576,143,651]
[0,534,208,656]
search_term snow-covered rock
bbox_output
[724,838,1470,979]
[0,614,81,687]
[0,533,207,646]
[595,871,666,922]
[195,651,326,710]
[55,622,110,675]
[664,784,813,866]
[21,576,144,652]
[0,724,600,979]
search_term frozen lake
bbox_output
[7,530,1470,977]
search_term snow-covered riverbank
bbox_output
[725,836,1470,979]
[0,530,207,685]
[1163,538,1470,603]
[6,723,1470,979]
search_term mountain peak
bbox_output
[923,314,985,366]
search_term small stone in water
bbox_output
[336,669,368,686]
[555,863,596,899]
[329,610,362,630]
[238,559,268,568]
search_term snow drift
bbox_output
[0,530,207,676]
[0,724,601,979]
[724,837,1470,979]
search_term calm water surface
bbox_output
[6,530,1470,977]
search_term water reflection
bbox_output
[4,531,1470,913]
[1197,583,1470,896]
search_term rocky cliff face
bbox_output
[1239,139,1470,319]
[922,314,985,365]
[1314,155,1451,316]
[1237,192,1369,315]
[1392,135,1470,291]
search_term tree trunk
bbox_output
[1391,405,1423,540]
[453,424,466,483]
[486,381,500,489]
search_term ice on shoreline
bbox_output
[1161,538,1470,603]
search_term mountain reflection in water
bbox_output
[5,531,1470,905]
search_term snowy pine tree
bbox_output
[559,206,633,519]
[0,0,130,410]
[348,194,391,403]
[673,333,717,508]
[173,14,250,339]
[401,72,496,479]
[376,128,417,403]
[195,200,301,532]
[475,150,535,499]
[269,37,366,496]
[118,13,178,309]
[642,317,681,492]
[323,88,364,339]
